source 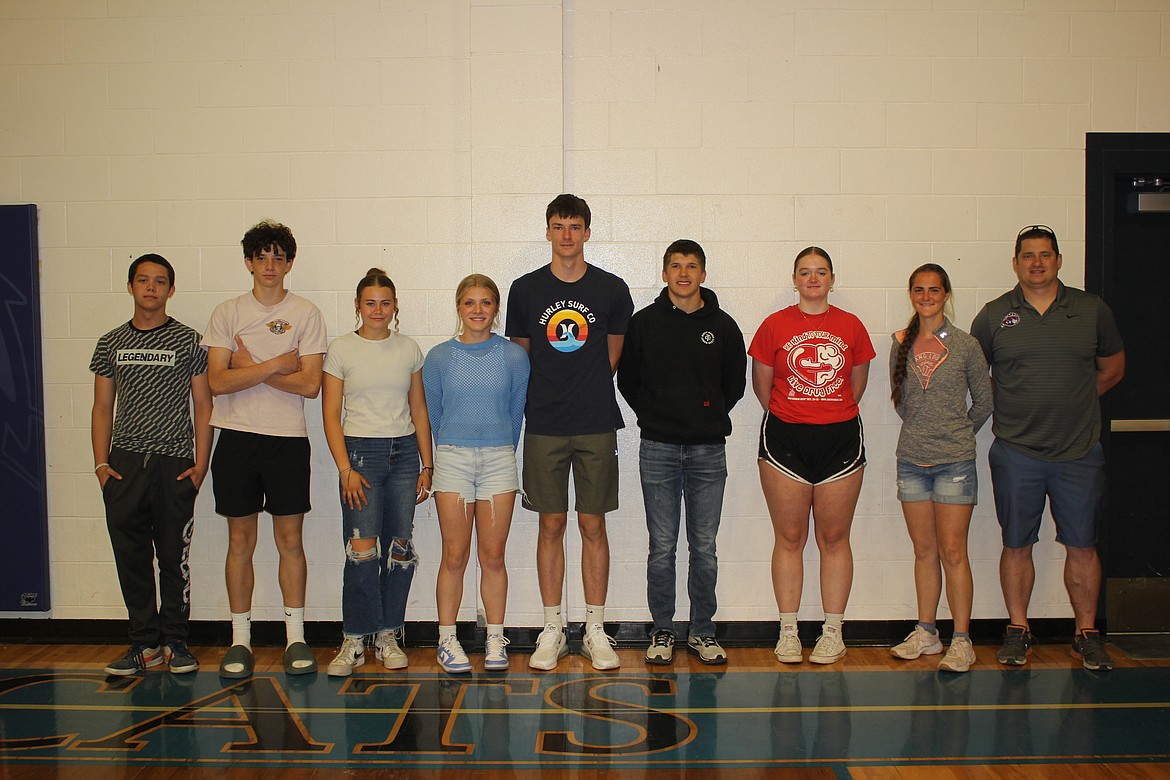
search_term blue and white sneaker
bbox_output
[484,632,510,671]
[437,635,471,674]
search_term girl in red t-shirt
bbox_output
[749,246,875,666]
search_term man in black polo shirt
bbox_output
[971,225,1125,670]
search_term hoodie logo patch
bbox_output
[701,331,714,345]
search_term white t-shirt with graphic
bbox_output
[201,291,327,437]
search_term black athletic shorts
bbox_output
[758,412,865,486]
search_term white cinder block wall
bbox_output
[5,1,1167,628]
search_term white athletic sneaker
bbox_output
[484,632,510,671]
[327,636,365,677]
[581,623,620,670]
[890,624,944,660]
[938,636,976,673]
[375,628,408,670]
[774,630,802,664]
[809,627,847,665]
[528,624,568,670]
[437,635,471,674]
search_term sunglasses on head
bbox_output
[1017,224,1056,238]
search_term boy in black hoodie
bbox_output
[617,239,747,665]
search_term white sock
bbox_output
[780,612,798,634]
[486,623,504,636]
[585,603,604,632]
[284,606,305,647]
[438,624,457,641]
[231,611,251,650]
[823,612,844,633]
[543,605,563,628]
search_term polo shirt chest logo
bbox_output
[1000,312,1021,329]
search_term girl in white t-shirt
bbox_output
[321,268,434,676]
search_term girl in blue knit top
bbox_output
[423,274,530,672]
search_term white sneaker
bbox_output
[375,628,408,670]
[327,636,365,677]
[938,636,976,673]
[774,630,802,664]
[890,624,944,660]
[809,627,847,665]
[437,635,471,674]
[581,623,620,670]
[484,632,510,671]
[528,623,568,670]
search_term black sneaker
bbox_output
[644,631,674,665]
[105,643,163,676]
[165,640,199,674]
[1071,629,1114,671]
[997,625,1033,666]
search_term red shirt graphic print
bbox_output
[749,305,876,425]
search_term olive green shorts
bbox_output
[522,431,618,515]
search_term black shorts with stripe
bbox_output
[758,412,865,486]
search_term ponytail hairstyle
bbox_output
[354,267,400,333]
[891,263,952,407]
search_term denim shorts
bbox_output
[989,438,1104,549]
[896,458,978,505]
[432,444,519,501]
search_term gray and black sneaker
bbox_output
[1072,629,1114,671]
[687,635,728,665]
[997,625,1033,666]
[105,643,163,676]
[165,640,199,674]
[644,631,674,665]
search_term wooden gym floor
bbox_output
[0,640,1168,779]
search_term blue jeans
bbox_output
[340,435,420,636]
[640,439,728,639]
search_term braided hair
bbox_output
[891,263,952,407]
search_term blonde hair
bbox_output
[454,274,501,335]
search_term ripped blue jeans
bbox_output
[340,435,420,636]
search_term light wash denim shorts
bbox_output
[432,444,519,501]
[896,458,978,505]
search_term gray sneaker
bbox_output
[997,625,1033,666]
[105,643,163,676]
[1072,630,1114,671]
[164,640,199,674]
[644,631,674,665]
[687,636,727,665]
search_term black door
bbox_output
[1087,134,1170,632]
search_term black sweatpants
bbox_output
[102,447,198,646]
